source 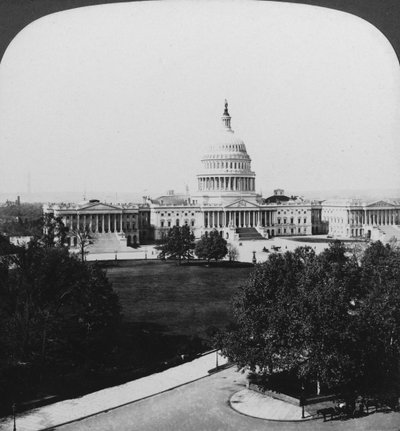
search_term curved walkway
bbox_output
[230,389,311,421]
[0,351,227,431]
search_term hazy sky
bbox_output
[0,1,399,200]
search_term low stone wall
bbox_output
[247,381,337,407]
[247,382,300,406]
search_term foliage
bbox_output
[158,225,195,264]
[0,203,43,237]
[41,213,68,248]
[0,241,120,404]
[194,230,228,262]
[220,240,400,398]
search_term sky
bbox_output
[0,1,399,202]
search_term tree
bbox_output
[71,226,95,262]
[220,241,398,396]
[0,203,43,237]
[227,243,239,262]
[194,230,228,263]
[41,213,68,248]
[355,241,400,397]
[158,225,195,264]
[0,241,120,404]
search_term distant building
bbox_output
[321,199,400,241]
[43,101,400,248]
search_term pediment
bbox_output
[79,202,122,212]
[366,200,395,208]
[225,199,259,209]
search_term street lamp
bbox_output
[252,251,256,264]
[301,383,305,419]
[215,349,219,369]
[12,403,16,431]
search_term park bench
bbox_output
[316,407,340,422]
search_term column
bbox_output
[120,214,123,232]
[107,214,111,232]
[95,214,99,232]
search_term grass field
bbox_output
[105,260,252,339]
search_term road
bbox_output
[58,367,400,431]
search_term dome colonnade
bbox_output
[196,101,256,198]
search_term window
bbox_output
[278,228,281,234]
[191,220,195,227]
[291,228,294,234]
[304,218,307,224]
[176,219,180,226]
[298,218,301,224]
[283,218,287,224]
[160,221,164,227]
[298,228,301,233]
[168,221,171,227]
[277,218,281,224]
[290,218,294,224]
[284,228,287,233]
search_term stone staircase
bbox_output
[236,227,265,241]
[87,233,132,253]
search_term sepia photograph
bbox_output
[0,1,399,430]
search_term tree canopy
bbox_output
[158,225,195,264]
[0,240,120,405]
[220,241,400,398]
[195,230,228,262]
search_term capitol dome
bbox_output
[195,101,256,203]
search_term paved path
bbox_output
[2,359,400,431]
[0,351,227,431]
[85,236,334,263]
[230,389,310,420]
[57,367,400,431]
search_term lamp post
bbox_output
[301,383,305,419]
[215,349,219,369]
[12,403,16,431]
[114,250,118,262]
[252,251,256,264]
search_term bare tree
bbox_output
[227,243,239,262]
[71,227,95,262]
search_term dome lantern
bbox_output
[221,99,233,132]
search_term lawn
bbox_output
[105,260,252,338]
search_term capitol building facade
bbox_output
[44,102,400,249]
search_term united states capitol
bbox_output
[43,101,400,252]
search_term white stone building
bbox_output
[43,101,400,248]
[321,199,400,240]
